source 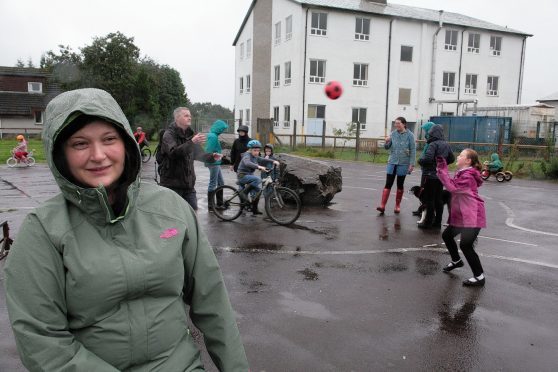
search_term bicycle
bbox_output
[211,169,302,225]
[140,146,152,163]
[7,149,36,167]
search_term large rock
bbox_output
[275,154,342,206]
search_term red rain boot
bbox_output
[376,188,391,213]
[394,188,404,214]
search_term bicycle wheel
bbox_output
[141,148,152,163]
[211,185,243,221]
[26,157,36,166]
[7,157,17,167]
[265,186,301,225]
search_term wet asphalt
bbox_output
[1,158,557,371]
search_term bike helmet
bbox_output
[16,134,24,141]
[247,139,262,149]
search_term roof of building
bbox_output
[0,66,50,78]
[233,0,531,45]
[538,91,558,102]
[464,103,556,111]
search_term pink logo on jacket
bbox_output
[160,228,178,239]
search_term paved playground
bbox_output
[1,159,557,371]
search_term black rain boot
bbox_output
[207,192,215,212]
[215,189,226,210]
[252,195,263,215]
[238,185,253,204]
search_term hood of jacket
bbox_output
[43,88,141,224]
[458,167,484,187]
[210,120,228,135]
[421,122,435,139]
[427,124,445,143]
[490,153,501,162]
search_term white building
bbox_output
[233,0,531,140]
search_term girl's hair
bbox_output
[395,116,407,128]
[463,148,482,171]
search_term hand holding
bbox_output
[436,156,447,169]
[192,133,205,144]
[213,153,223,160]
[258,166,267,171]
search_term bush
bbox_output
[542,158,558,179]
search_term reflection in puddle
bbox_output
[279,292,336,320]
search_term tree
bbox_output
[40,45,82,88]
[15,59,25,67]
[27,58,35,68]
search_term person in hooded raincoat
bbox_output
[417,123,454,229]
[487,153,503,173]
[4,88,249,372]
[205,119,228,211]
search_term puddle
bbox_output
[279,292,336,320]
[297,268,319,280]
[379,263,408,273]
[415,257,439,276]
[237,243,284,251]
[288,224,339,240]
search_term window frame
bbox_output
[487,75,499,96]
[240,43,244,60]
[444,30,458,51]
[273,106,280,127]
[275,22,282,46]
[354,17,370,41]
[353,63,368,86]
[308,104,325,119]
[398,88,411,105]
[490,35,502,56]
[245,109,251,127]
[246,75,251,93]
[34,110,43,124]
[239,77,244,94]
[28,82,43,93]
[310,12,327,36]
[352,107,367,131]
[284,61,292,85]
[246,39,252,58]
[400,45,413,62]
[274,65,280,87]
[464,73,478,95]
[309,59,326,83]
[467,33,480,54]
[285,15,293,41]
[442,72,456,93]
[283,105,291,128]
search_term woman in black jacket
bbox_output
[230,124,252,172]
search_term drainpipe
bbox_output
[517,36,526,104]
[302,7,309,129]
[456,28,466,115]
[384,18,393,137]
[429,10,444,102]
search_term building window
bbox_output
[34,110,43,124]
[246,39,252,58]
[490,36,502,56]
[28,82,42,93]
[275,22,282,45]
[284,105,291,128]
[353,63,368,86]
[240,43,244,59]
[442,72,456,93]
[468,33,480,53]
[355,17,370,41]
[246,75,251,93]
[352,108,367,131]
[308,104,325,119]
[273,106,280,127]
[400,46,413,62]
[285,16,293,40]
[444,30,458,51]
[274,65,280,87]
[239,109,243,125]
[487,76,499,96]
[311,12,327,36]
[309,60,326,83]
[245,109,251,126]
[465,74,477,94]
[239,77,244,94]
[398,88,411,105]
[284,61,291,85]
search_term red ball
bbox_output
[325,81,343,100]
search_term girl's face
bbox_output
[265,148,272,156]
[394,120,405,132]
[456,150,472,170]
[64,121,125,188]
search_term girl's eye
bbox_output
[71,141,88,149]
[104,136,118,143]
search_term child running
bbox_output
[237,140,280,215]
[436,149,487,287]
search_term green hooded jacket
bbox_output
[4,88,248,372]
[488,153,503,172]
[205,120,228,166]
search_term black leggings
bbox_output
[442,226,483,277]
[384,169,406,190]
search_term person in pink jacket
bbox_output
[436,148,487,287]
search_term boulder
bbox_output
[275,154,342,206]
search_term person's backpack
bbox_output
[154,129,167,183]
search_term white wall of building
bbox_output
[235,12,254,129]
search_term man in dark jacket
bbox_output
[417,124,454,228]
[230,124,251,172]
[159,107,217,210]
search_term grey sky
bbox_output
[0,0,555,108]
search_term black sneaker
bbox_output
[443,260,464,272]
[463,277,485,287]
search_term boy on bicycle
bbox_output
[237,140,280,215]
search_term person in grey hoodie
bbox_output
[4,88,249,371]
[417,124,454,228]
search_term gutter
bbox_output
[517,36,526,104]
[429,10,444,102]
[384,18,394,136]
[456,28,466,114]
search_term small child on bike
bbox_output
[486,153,503,173]
[237,140,280,215]
[13,135,28,161]
[261,143,279,181]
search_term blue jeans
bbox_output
[207,165,224,192]
[239,175,261,196]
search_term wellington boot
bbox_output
[376,188,391,213]
[394,188,404,214]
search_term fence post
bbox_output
[293,120,297,150]
[322,120,326,150]
[355,121,361,161]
